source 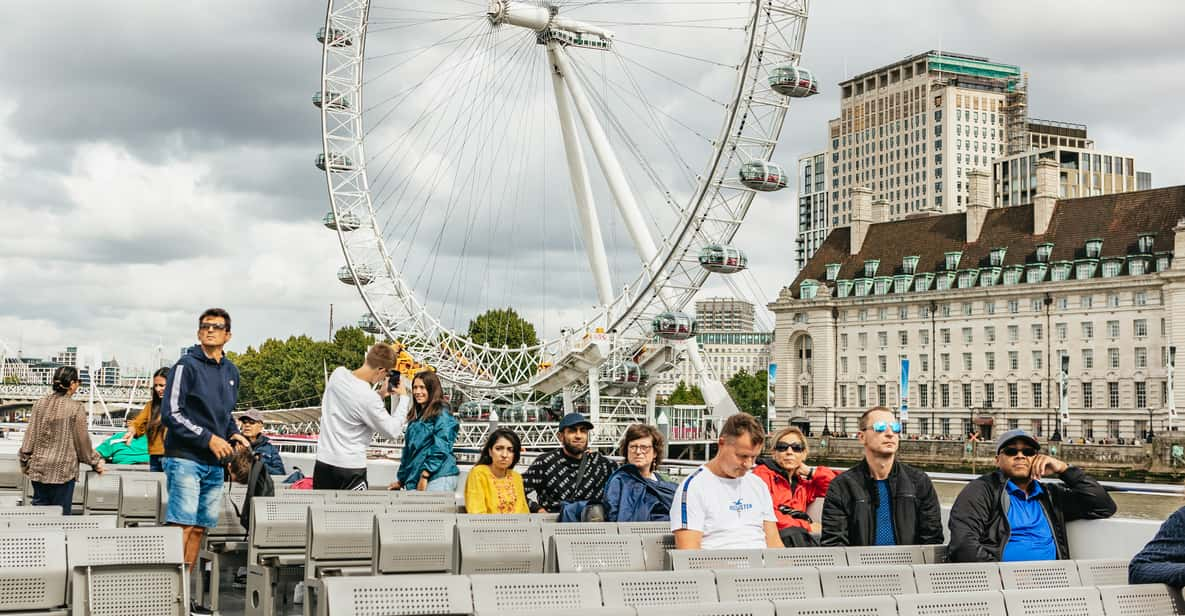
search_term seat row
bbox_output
[0,466,168,526]
[0,527,187,616]
[315,571,1185,616]
[0,511,119,529]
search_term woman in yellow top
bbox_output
[464,428,528,514]
[124,368,170,471]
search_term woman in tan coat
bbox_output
[124,367,170,471]
[19,366,104,514]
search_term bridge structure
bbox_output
[0,383,150,408]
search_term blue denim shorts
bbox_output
[163,456,224,528]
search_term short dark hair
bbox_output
[51,366,80,395]
[720,413,765,445]
[617,423,665,471]
[199,308,232,332]
[365,343,397,370]
[477,428,522,468]
[858,406,895,430]
[226,447,256,484]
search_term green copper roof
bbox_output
[928,54,1020,81]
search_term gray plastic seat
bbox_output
[1001,586,1102,616]
[117,471,167,526]
[470,572,602,612]
[669,548,763,570]
[457,513,534,525]
[818,564,916,598]
[530,511,560,523]
[82,470,121,513]
[773,596,897,616]
[998,559,1081,589]
[0,530,68,614]
[9,514,118,530]
[1075,558,1131,586]
[67,527,187,616]
[617,522,674,571]
[322,574,472,616]
[458,523,545,574]
[0,506,60,517]
[646,602,775,616]
[1097,583,1184,616]
[762,547,847,568]
[478,610,634,616]
[895,590,1006,616]
[388,490,459,504]
[329,491,400,505]
[715,566,823,602]
[209,491,248,537]
[387,501,459,513]
[912,562,1002,593]
[616,521,671,535]
[552,534,646,573]
[541,522,619,571]
[305,504,384,574]
[0,456,23,491]
[373,513,457,574]
[921,544,947,564]
[844,544,927,566]
[0,492,20,507]
[598,570,717,608]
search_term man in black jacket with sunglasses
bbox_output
[948,429,1116,563]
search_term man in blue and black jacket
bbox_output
[162,307,250,584]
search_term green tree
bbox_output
[229,326,376,410]
[2,375,19,385]
[725,369,768,424]
[466,307,540,384]
[667,380,705,405]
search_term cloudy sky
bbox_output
[2,0,1182,382]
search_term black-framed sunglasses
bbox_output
[774,441,806,453]
[1001,446,1038,458]
[199,322,229,332]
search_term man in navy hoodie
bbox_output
[161,308,250,582]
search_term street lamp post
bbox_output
[822,407,832,437]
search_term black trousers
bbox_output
[312,460,368,490]
[31,479,75,515]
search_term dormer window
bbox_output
[836,279,853,298]
[944,251,962,271]
[825,263,842,281]
[1085,238,1102,259]
[913,273,934,292]
[1156,252,1172,272]
[989,247,1007,267]
[864,259,880,278]
[980,267,1000,286]
[1101,257,1123,278]
[957,269,978,289]
[893,274,913,293]
[1128,255,1150,276]
[873,277,891,295]
[935,272,955,291]
[1025,263,1048,283]
[901,255,919,275]
[1075,259,1098,280]
[854,279,872,296]
[800,280,819,299]
[1138,233,1156,254]
[1036,243,1054,263]
[1002,265,1023,285]
[1050,261,1072,282]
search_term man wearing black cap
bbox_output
[521,412,616,514]
[948,428,1116,563]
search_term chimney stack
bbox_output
[966,168,991,242]
[871,198,889,225]
[850,187,873,255]
[1033,158,1059,235]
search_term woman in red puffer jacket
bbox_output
[753,426,836,546]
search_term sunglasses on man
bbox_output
[774,441,806,453]
[867,420,903,434]
[1001,446,1038,458]
[199,322,229,332]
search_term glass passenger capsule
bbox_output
[337,265,375,285]
[698,244,748,274]
[768,65,818,98]
[652,311,697,341]
[358,314,382,334]
[738,161,787,192]
[316,26,353,47]
[316,152,354,172]
[322,211,362,231]
[312,91,351,110]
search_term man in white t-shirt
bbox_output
[313,343,411,490]
[672,413,781,550]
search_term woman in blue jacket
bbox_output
[603,424,677,522]
[390,371,459,492]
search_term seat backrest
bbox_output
[0,506,60,517]
[67,527,188,616]
[921,544,947,564]
[0,530,68,611]
[715,566,823,602]
[1066,517,1161,561]
[250,500,313,550]
[457,523,544,574]
[9,514,119,530]
[669,548,763,570]
[1075,558,1131,586]
[1001,586,1102,616]
[542,522,619,570]
[322,574,473,616]
[477,609,635,616]
[470,572,602,612]
[637,532,675,570]
[373,513,457,574]
[762,547,847,568]
[118,472,167,520]
[457,513,534,525]
[599,570,717,608]
[387,502,459,513]
[818,564,916,598]
[552,534,646,573]
[1098,583,1185,616]
[998,559,1081,590]
[773,596,897,616]
[844,545,927,566]
[0,457,22,491]
[645,602,775,616]
[329,491,399,506]
[530,512,560,523]
[616,521,671,535]
[270,491,327,503]
[83,470,122,512]
[912,562,1002,594]
[0,492,20,507]
[306,504,384,563]
[895,590,1006,616]
[389,490,458,504]
[66,527,186,567]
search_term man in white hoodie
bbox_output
[313,343,411,490]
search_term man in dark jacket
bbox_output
[821,407,943,546]
[161,308,250,586]
[522,413,615,514]
[947,429,1116,562]
[237,409,286,476]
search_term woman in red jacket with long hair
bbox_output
[753,426,836,546]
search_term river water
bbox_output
[934,481,1179,521]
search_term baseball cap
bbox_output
[995,429,1040,454]
[558,412,594,431]
[240,409,265,423]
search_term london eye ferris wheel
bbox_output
[317,0,817,407]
